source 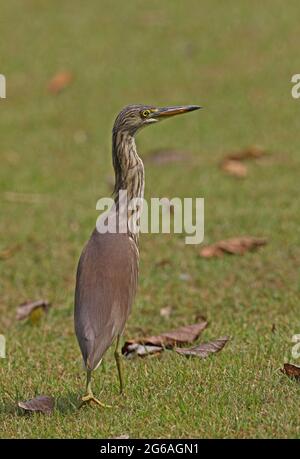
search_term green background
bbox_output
[0,0,299,438]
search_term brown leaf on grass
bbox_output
[122,321,208,358]
[221,159,248,178]
[280,363,300,381]
[199,237,267,258]
[48,71,73,94]
[145,149,190,165]
[226,145,267,162]
[0,244,21,261]
[122,342,163,359]
[18,395,54,414]
[155,258,171,268]
[175,336,229,358]
[160,306,172,319]
[16,299,50,321]
[221,146,268,178]
[140,321,208,347]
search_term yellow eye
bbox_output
[142,109,151,118]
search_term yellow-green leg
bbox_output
[114,335,124,394]
[79,369,112,409]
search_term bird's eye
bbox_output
[142,109,151,118]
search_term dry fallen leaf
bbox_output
[160,306,172,319]
[122,343,163,359]
[48,71,73,94]
[280,363,300,381]
[221,146,268,178]
[175,336,229,358]
[199,237,267,258]
[122,321,208,358]
[0,244,21,261]
[145,149,190,165]
[18,395,54,414]
[155,258,171,268]
[221,159,248,178]
[16,299,50,321]
[140,321,208,347]
[226,145,267,161]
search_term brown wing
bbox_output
[74,229,138,370]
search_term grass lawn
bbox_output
[0,0,300,438]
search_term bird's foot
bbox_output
[78,393,112,409]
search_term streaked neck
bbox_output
[112,130,144,203]
[112,130,145,243]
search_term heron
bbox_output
[74,104,201,407]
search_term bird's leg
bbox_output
[78,369,112,409]
[114,335,124,394]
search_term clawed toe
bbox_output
[78,393,112,409]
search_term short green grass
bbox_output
[0,0,300,438]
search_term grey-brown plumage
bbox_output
[74,104,201,407]
[75,231,138,370]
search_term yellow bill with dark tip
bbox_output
[152,105,202,118]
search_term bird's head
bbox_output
[113,104,202,136]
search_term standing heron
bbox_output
[74,104,200,407]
